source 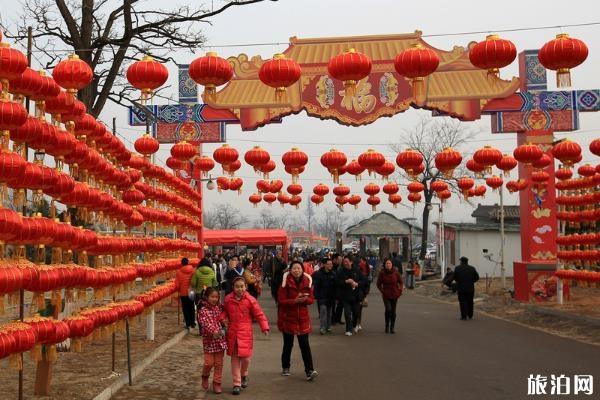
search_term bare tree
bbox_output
[314,207,349,246]
[203,203,248,229]
[7,0,276,116]
[390,117,480,260]
[254,208,278,229]
[305,194,315,232]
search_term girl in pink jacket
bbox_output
[222,276,270,395]
[198,287,227,394]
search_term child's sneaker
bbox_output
[232,386,241,395]
[319,329,325,335]
[213,382,222,394]
[281,368,291,376]
[306,370,318,381]
[241,376,249,388]
[201,375,209,390]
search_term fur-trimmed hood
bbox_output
[281,271,312,288]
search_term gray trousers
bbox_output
[318,301,333,331]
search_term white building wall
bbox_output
[454,230,521,278]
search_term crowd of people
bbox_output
[173,248,478,395]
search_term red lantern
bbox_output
[407,181,424,193]
[189,52,233,102]
[216,176,229,192]
[552,139,581,167]
[335,196,348,208]
[555,167,573,181]
[589,139,600,157]
[256,179,270,194]
[289,195,302,208]
[170,141,196,162]
[431,180,448,193]
[321,149,347,184]
[437,190,451,202]
[258,159,276,179]
[277,192,290,206]
[345,159,365,181]
[0,43,28,94]
[531,170,550,184]
[375,161,395,181]
[383,182,399,195]
[52,54,93,95]
[311,194,324,206]
[456,177,475,196]
[126,56,168,101]
[367,195,380,211]
[388,194,402,208]
[348,194,361,209]
[407,192,421,203]
[435,148,462,178]
[244,146,270,173]
[166,156,183,171]
[394,43,439,105]
[287,183,303,196]
[122,188,145,206]
[333,184,350,197]
[328,48,372,97]
[213,144,239,173]
[249,193,262,208]
[134,134,159,157]
[194,155,215,177]
[485,175,503,191]
[0,96,28,141]
[259,54,302,101]
[313,183,329,197]
[474,185,487,197]
[228,177,243,194]
[513,143,543,165]
[282,148,308,183]
[466,159,485,177]
[364,182,380,196]
[358,149,385,176]
[538,34,588,87]
[269,179,283,194]
[577,164,596,178]
[496,154,518,176]
[469,35,517,77]
[531,153,552,170]
[396,149,423,177]
[473,146,502,174]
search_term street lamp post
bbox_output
[427,202,444,277]
[401,217,417,263]
[499,172,507,289]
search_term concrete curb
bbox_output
[525,305,600,327]
[92,330,188,400]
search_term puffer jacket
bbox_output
[174,264,194,296]
[277,272,314,335]
[377,267,403,300]
[191,265,218,293]
[198,301,227,354]
[222,291,269,358]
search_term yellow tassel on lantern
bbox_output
[556,67,571,88]
[47,344,58,362]
[344,80,357,98]
[9,353,23,370]
[30,344,42,362]
[411,77,427,107]
[72,338,82,353]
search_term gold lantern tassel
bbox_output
[0,294,4,315]
[202,86,217,104]
[556,68,571,88]
[9,353,23,371]
[30,344,42,362]
[275,87,287,103]
[344,80,357,98]
[72,338,82,353]
[411,77,426,107]
[47,344,57,362]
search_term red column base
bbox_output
[513,261,569,303]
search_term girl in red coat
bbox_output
[376,258,404,334]
[222,277,270,395]
[198,288,227,394]
[277,261,318,381]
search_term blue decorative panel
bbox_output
[178,64,198,104]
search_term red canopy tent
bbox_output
[203,229,289,261]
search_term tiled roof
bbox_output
[346,211,423,237]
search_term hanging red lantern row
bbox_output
[469,34,517,78]
[552,139,581,168]
[345,159,365,181]
[313,183,329,197]
[396,149,423,180]
[435,148,462,178]
[244,146,271,173]
[473,146,502,174]
[0,42,28,95]
[126,55,169,103]
[538,33,588,88]
[328,48,372,97]
[375,161,395,181]
[394,43,440,106]
[282,148,308,183]
[189,52,233,102]
[259,54,302,101]
[496,154,518,177]
[320,149,347,184]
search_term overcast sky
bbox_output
[2,0,600,227]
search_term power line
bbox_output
[6,20,600,54]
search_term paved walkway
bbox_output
[111,291,600,400]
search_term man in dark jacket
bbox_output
[313,258,337,334]
[452,257,480,320]
[336,255,365,335]
[271,251,287,303]
[331,253,344,324]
